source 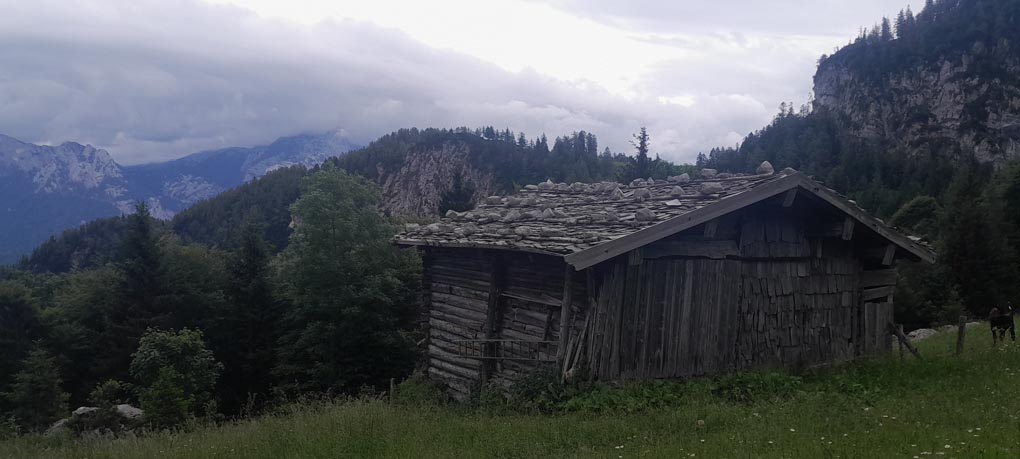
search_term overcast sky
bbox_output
[0,0,909,164]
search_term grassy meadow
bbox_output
[3,325,1019,459]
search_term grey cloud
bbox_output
[531,0,911,38]
[0,0,837,165]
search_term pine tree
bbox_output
[209,222,281,412]
[3,349,69,432]
[632,127,651,179]
[0,281,40,392]
[940,168,1018,315]
[880,17,893,41]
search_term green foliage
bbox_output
[710,371,803,404]
[130,328,223,428]
[17,216,138,273]
[137,367,191,429]
[172,166,307,252]
[391,372,449,407]
[206,222,281,413]
[890,196,941,240]
[0,281,41,394]
[4,330,1020,458]
[272,166,421,394]
[437,173,476,214]
[2,348,69,432]
[939,166,1018,315]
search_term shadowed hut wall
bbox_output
[580,208,873,381]
[423,248,493,399]
[422,248,586,398]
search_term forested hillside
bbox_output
[18,127,682,274]
[701,0,1020,328]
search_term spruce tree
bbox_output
[3,349,69,432]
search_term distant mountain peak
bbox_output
[0,130,360,263]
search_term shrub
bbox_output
[138,367,191,429]
[130,329,222,428]
[392,372,449,407]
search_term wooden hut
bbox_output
[395,166,935,399]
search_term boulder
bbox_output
[506,197,523,207]
[514,227,532,237]
[677,173,691,183]
[605,210,620,222]
[906,328,937,342]
[445,210,460,219]
[700,168,718,178]
[524,184,539,190]
[699,182,723,195]
[570,182,587,192]
[555,183,570,191]
[629,178,646,187]
[73,406,99,417]
[611,188,626,200]
[45,418,70,436]
[756,161,775,175]
[115,404,144,420]
[404,223,420,232]
[542,208,556,219]
[485,196,502,205]
[635,208,656,222]
[670,186,685,197]
[780,167,797,175]
[537,180,555,190]
[632,188,651,201]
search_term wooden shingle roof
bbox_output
[395,167,936,269]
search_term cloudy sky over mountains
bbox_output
[0,0,906,164]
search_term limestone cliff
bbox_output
[814,53,1020,164]
[377,141,496,217]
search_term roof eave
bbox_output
[564,173,937,270]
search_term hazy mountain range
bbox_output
[0,130,359,263]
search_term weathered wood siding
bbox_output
[424,249,492,399]
[423,248,585,398]
[580,210,875,381]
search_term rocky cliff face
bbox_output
[814,54,1020,164]
[377,141,496,217]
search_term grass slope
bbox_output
[4,327,1019,459]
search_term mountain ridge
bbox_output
[0,129,360,263]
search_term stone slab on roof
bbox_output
[395,169,793,256]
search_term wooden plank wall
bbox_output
[583,258,741,379]
[581,211,869,381]
[425,249,493,400]
[424,248,586,397]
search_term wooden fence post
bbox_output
[888,323,922,360]
[956,316,966,356]
[897,324,905,361]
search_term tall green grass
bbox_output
[3,326,1019,459]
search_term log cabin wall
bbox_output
[422,247,586,399]
[577,204,885,381]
